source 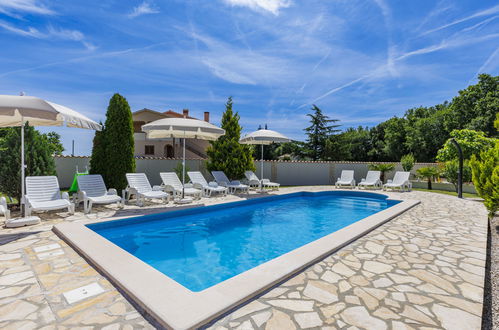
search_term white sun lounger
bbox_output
[335,170,356,189]
[244,171,280,190]
[0,197,10,220]
[159,172,202,200]
[25,176,75,216]
[187,171,227,197]
[383,171,412,192]
[211,171,249,194]
[77,174,124,213]
[358,171,382,189]
[126,173,169,206]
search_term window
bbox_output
[145,145,155,155]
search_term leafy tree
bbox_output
[470,141,499,217]
[304,105,340,160]
[444,74,498,137]
[367,123,388,161]
[442,160,472,192]
[206,97,255,179]
[436,129,496,162]
[404,105,449,162]
[90,94,135,192]
[0,124,56,203]
[324,134,349,161]
[368,163,395,183]
[335,127,371,161]
[44,132,64,156]
[400,154,415,172]
[89,122,106,177]
[416,166,440,190]
[382,117,408,161]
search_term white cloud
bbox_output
[222,0,291,15]
[475,47,499,76]
[420,4,499,36]
[128,1,159,18]
[0,21,95,50]
[0,0,54,16]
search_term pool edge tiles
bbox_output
[53,190,419,329]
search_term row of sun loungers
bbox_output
[335,170,412,191]
[6,170,410,218]
[15,170,279,216]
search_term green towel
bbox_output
[68,172,88,194]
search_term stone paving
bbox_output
[0,188,488,329]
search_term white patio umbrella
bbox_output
[141,117,225,199]
[239,128,290,189]
[0,95,102,215]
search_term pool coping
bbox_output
[53,191,419,329]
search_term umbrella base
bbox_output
[5,216,41,228]
[175,197,193,204]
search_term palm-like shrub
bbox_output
[368,163,395,183]
[416,166,440,190]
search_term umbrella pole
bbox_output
[182,132,186,199]
[21,120,25,216]
[260,144,264,191]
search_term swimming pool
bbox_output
[56,190,417,328]
[88,191,399,291]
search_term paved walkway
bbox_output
[0,188,488,329]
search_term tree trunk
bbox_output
[427,178,432,190]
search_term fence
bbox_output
[54,156,443,189]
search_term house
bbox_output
[133,108,210,158]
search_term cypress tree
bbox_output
[206,97,255,179]
[92,94,135,192]
[89,122,106,177]
[0,124,56,203]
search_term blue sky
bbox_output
[1,0,498,155]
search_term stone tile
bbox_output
[265,310,296,330]
[294,312,322,329]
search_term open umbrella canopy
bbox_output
[0,95,101,130]
[142,117,224,200]
[239,129,290,145]
[142,117,224,140]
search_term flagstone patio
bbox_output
[0,188,488,329]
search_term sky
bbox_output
[0,0,498,155]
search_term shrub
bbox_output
[206,97,255,179]
[0,124,56,203]
[368,163,395,183]
[442,160,472,192]
[416,166,440,190]
[401,154,415,171]
[174,162,190,182]
[470,141,499,217]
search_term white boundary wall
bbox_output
[55,156,441,189]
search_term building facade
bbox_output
[132,108,210,159]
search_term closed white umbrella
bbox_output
[239,128,290,190]
[142,117,225,199]
[0,95,102,215]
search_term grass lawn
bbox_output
[412,187,479,199]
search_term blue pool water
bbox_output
[88,191,399,292]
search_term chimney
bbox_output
[182,109,189,118]
[204,112,210,122]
